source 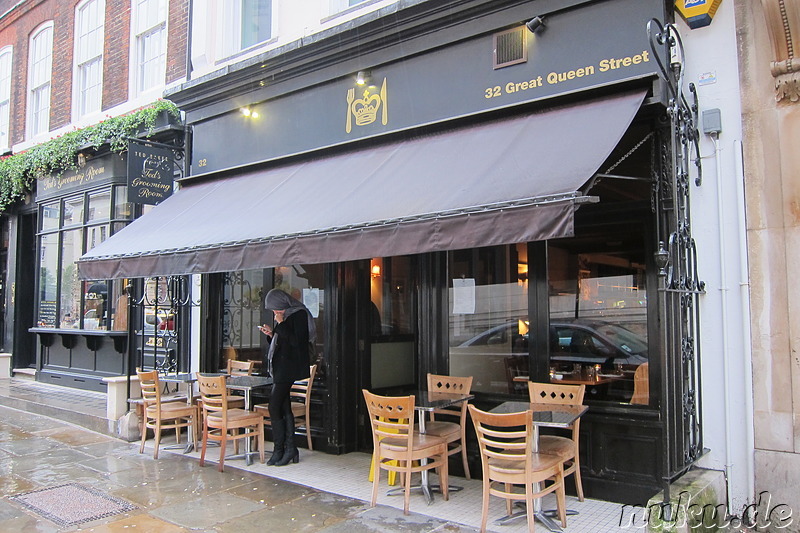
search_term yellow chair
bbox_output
[424,373,473,479]
[363,390,449,515]
[469,404,567,533]
[136,370,198,459]
[527,381,586,501]
[196,373,265,472]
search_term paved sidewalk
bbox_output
[0,404,476,532]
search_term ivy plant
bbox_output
[0,99,181,212]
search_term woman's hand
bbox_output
[273,309,285,324]
[258,324,273,336]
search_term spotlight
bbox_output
[355,70,371,86]
[525,16,545,34]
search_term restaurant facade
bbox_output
[71,0,752,510]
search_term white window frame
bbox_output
[0,46,12,151]
[27,22,54,139]
[329,0,371,15]
[130,0,167,97]
[73,0,105,120]
[218,0,274,59]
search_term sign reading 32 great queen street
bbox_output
[127,143,174,205]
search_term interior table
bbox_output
[387,389,474,505]
[490,401,588,532]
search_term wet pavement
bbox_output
[0,404,476,532]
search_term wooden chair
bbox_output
[424,373,473,479]
[468,405,566,533]
[362,389,449,515]
[136,370,198,459]
[630,363,649,405]
[254,364,317,450]
[227,359,256,376]
[196,373,265,472]
[527,381,586,501]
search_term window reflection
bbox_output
[548,236,649,404]
[448,244,528,395]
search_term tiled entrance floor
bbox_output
[158,440,640,532]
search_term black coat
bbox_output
[265,310,311,384]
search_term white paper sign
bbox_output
[452,278,476,314]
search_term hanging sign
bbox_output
[675,0,723,29]
[127,142,174,205]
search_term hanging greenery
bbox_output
[0,99,181,212]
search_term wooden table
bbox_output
[490,401,588,532]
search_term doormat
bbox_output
[8,483,137,527]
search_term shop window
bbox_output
[220,264,325,381]
[0,46,12,151]
[448,243,529,395]
[36,186,130,330]
[74,0,104,118]
[548,233,649,405]
[219,0,273,58]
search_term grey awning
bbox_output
[78,89,645,279]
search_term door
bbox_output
[356,255,418,450]
[12,213,36,369]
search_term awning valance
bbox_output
[77,89,645,279]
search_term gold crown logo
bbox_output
[352,90,381,126]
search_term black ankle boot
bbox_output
[275,418,298,466]
[267,418,285,466]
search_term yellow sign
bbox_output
[346,78,388,133]
[675,0,723,29]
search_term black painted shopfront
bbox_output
[78,0,703,504]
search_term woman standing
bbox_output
[258,289,315,466]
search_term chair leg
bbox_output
[153,421,162,459]
[199,423,208,467]
[480,478,490,533]
[403,461,412,515]
[370,454,380,508]
[461,440,471,480]
[305,417,313,450]
[525,483,535,533]
[218,433,227,472]
[573,457,585,501]
[139,420,148,454]
[556,466,568,528]
[505,484,513,516]
[258,423,265,464]
[440,455,449,501]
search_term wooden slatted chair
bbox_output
[363,389,449,515]
[254,364,317,449]
[527,381,586,501]
[469,404,567,533]
[424,373,473,479]
[196,373,265,472]
[137,370,198,459]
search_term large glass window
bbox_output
[28,23,53,137]
[219,0,273,58]
[0,47,12,151]
[37,185,129,330]
[448,244,529,395]
[74,0,105,118]
[548,230,649,404]
[132,0,166,94]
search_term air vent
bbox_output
[493,27,527,69]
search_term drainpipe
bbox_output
[733,139,756,508]
[711,133,733,511]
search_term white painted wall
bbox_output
[677,1,754,514]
